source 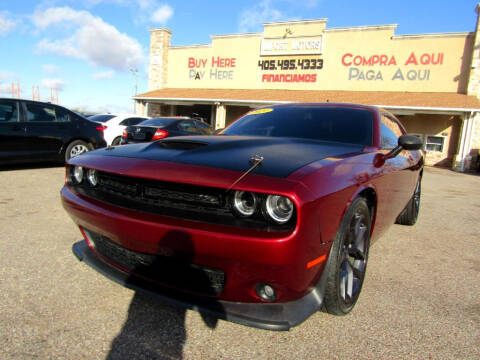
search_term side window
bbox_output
[195,121,212,134]
[177,120,198,133]
[26,103,56,122]
[56,107,70,122]
[0,100,18,122]
[381,115,404,149]
[120,118,146,126]
[130,118,146,126]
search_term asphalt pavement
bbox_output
[0,165,479,359]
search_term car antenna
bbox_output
[226,155,264,192]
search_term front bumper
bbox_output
[73,240,327,331]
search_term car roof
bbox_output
[0,97,65,107]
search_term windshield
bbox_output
[223,106,373,146]
[88,114,116,123]
[139,118,177,127]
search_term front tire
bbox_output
[65,140,90,162]
[323,197,371,315]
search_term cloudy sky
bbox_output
[0,0,477,113]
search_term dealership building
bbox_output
[135,5,480,171]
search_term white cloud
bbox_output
[0,11,17,36]
[92,70,115,80]
[41,78,66,90]
[42,64,58,74]
[151,4,173,24]
[239,0,285,33]
[136,0,156,10]
[32,7,145,71]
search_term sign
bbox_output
[260,35,324,56]
[187,56,237,81]
[341,51,445,83]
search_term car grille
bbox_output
[72,171,293,231]
[85,229,225,296]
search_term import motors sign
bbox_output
[260,35,324,56]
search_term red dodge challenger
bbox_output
[61,103,424,330]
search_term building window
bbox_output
[425,135,445,152]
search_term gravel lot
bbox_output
[0,165,479,360]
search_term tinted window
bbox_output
[56,107,70,122]
[130,118,146,126]
[177,120,198,133]
[120,117,147,126]
[26,103,56,122]
[223,106,373,146]
[139,118,177,127]
[381,115,404,149]
[0,100,18,122]
[195,121,213,134]
[89,114,116,123]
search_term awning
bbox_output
[134,88,480,114]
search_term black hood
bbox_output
[95,135,362,178]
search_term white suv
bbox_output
[88,114,150,145]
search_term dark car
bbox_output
[121,117,213,144]
[0,98,107,164]
[61,103,423,330]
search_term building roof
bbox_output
[135,88,480,112]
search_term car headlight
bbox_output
[232,191,257,217]
[265,195,294,224]
[87,169,98,186]
[73,166,84,184]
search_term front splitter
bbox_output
[73,240,327,331]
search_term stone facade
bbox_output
[466,4,480,170]
[468,5,480,97]
[148,28,171,91]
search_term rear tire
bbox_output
[111,137,122,146]
[65,140,90,162]
[396,177,421,226]
[323,197,371,315]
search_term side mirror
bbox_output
[378,134,423,165]
[398,135,423,151]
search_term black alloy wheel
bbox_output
[412,180,421,217]
[324,197,371,315]
[339,210,369,306]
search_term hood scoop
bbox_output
[158,140,208,150]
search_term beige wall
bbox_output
[159,21,473,93]
[399,114,462,167]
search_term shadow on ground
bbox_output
[106,293,188,360]
[106,230,220,360]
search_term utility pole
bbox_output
[130,68,138,114]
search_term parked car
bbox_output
[121,117,213,144]
[0,98,106,164]
[61,103,423,330]
[88,113,150,146]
